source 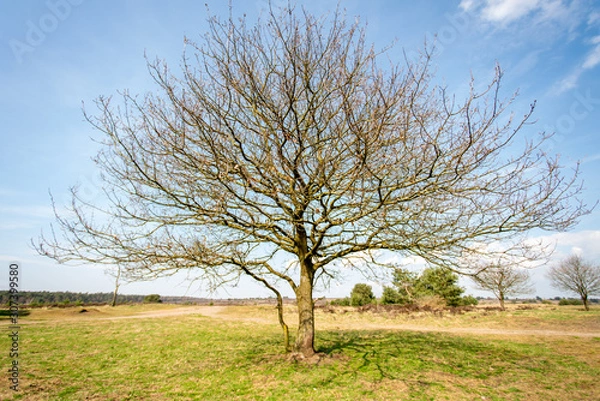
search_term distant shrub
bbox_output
[330,298,350,306]
[458,295,479,306]
[143,294,162,304]
[558,299,583,306]
[350,284,375,306]
[541,300,552,305]
[381,286,403,305]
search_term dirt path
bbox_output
[98,306,228,320]
[85,306,600,338]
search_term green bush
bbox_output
[381,286,403,305]
[381,267,467,306]
[330,298,350,306]
[458,295,479,306]
[416,267,464,306]
[350,284,375,306]
[143,294,162,304]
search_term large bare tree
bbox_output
[548,255,600,311]
[472,264,534,310]
[35,5,590,356]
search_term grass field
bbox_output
[1,303,599,400]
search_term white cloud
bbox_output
[480,0,541,23]
[551,37,600,94]
[551,68,583,95]
[461,0,577,25]
[459,0,476,12]
[470,2,600,94]
[582,36,600,69]
[531,230,600,260]
[588,11,600,25]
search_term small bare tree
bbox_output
[547,255,600,311]
[473,264,534,310]
[106,265,123,307]
[35,5,590,357]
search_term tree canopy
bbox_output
[36,4,590,356]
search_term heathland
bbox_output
[1,303,598,400]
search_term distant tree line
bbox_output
[0,291,150,306]
[0,291,182,306]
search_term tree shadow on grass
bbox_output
[315,329,547,382]
[0,309,30,319]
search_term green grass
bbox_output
[0,306,598,400]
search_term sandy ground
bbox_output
[85,305,600,338]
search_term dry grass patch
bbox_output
[0,304,598,400]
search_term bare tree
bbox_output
[547,255,600,311]
[34,5,591,357]
[106,265,124,307]
[110,267,121,307]
[473,264,534,310]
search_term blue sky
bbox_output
[1,0,599,299]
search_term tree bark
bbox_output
[582,295,589,311]
[294,265,316,356]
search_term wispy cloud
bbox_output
[582,35,600,68]
[551,36,600,95]
[552,69,583,94]
[461,1,599,95]
[581,152,600,164]
[460,0,572,25]
[482,0,541,23]
[530,230,600,260]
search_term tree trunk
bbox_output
[294,267,315,357]
[582,295,589,311]
[111,267,121,307]
[499,292,505,311]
